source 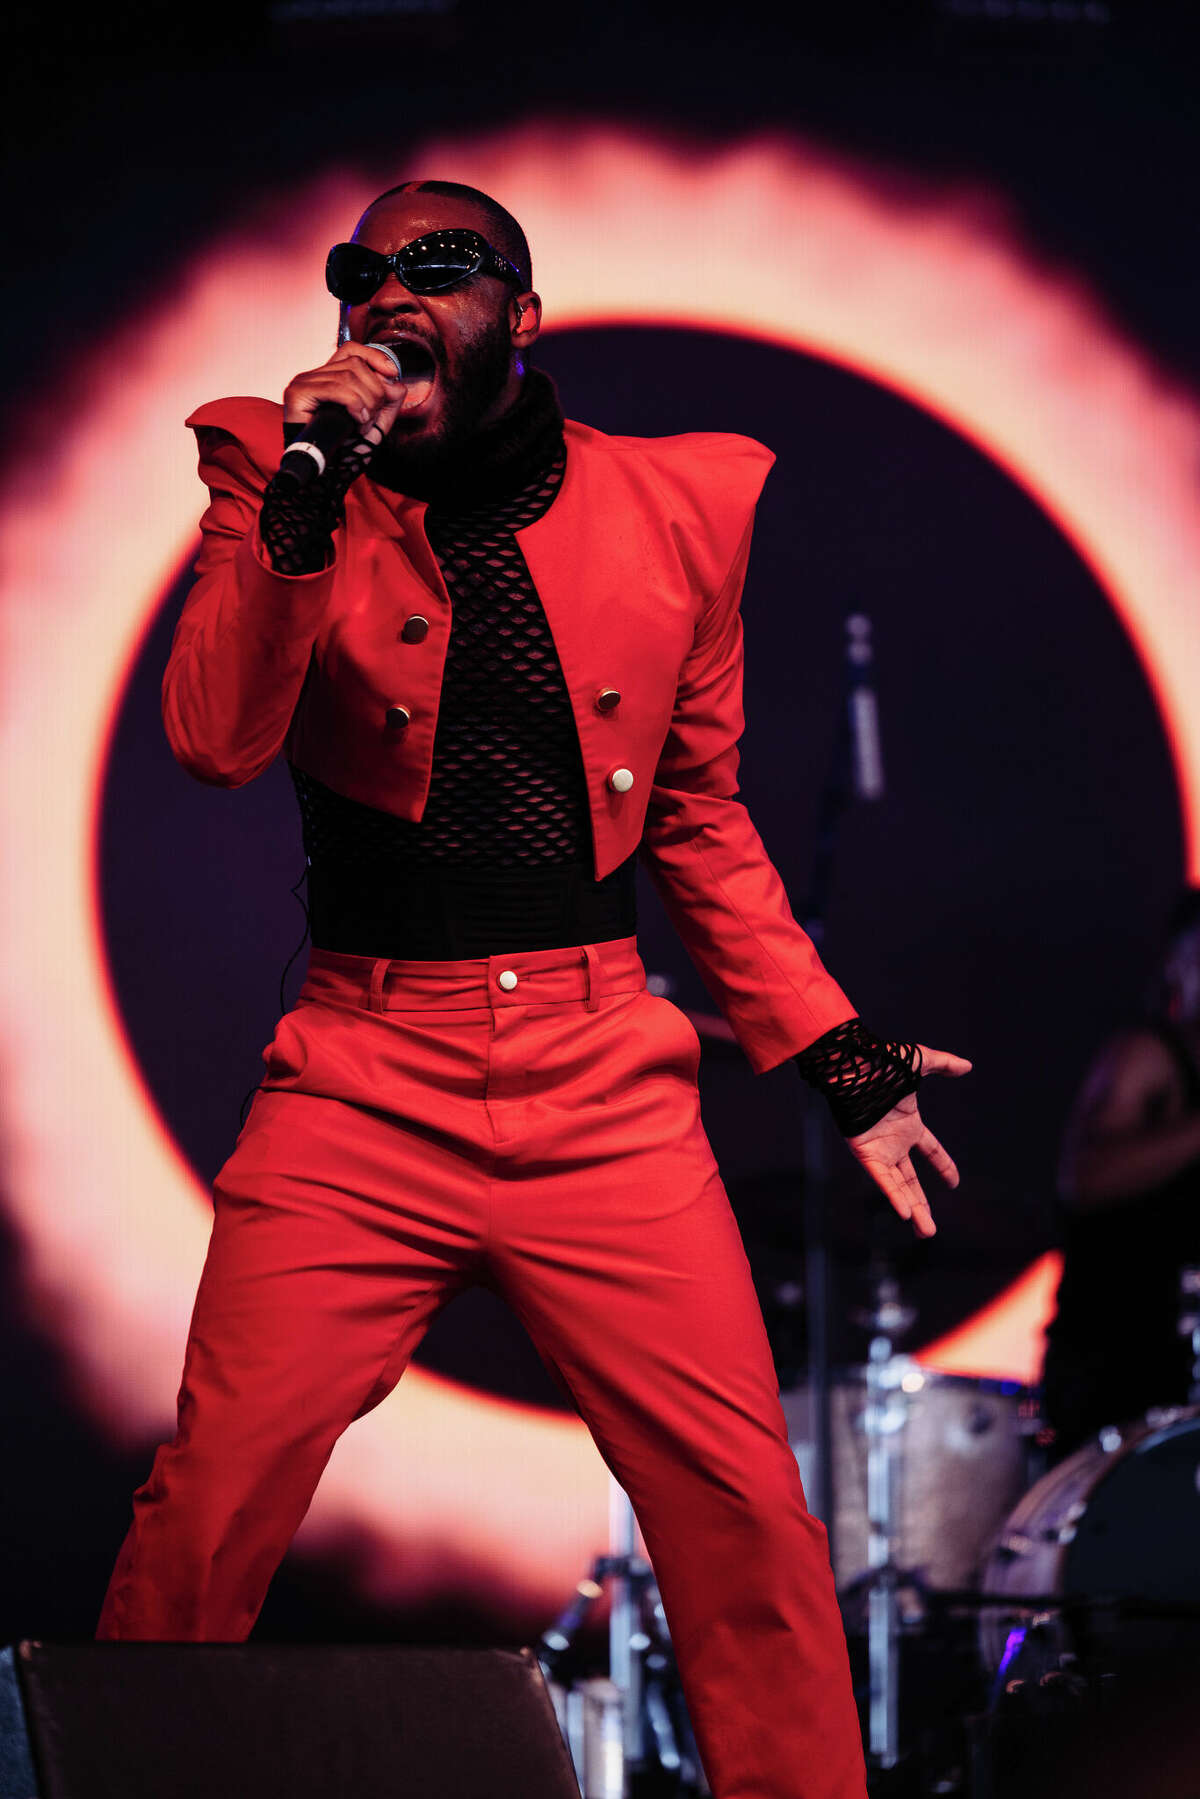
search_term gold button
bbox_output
[608,767,635,794]
[596,687,621,713]
[385,704,412,730]
[400,615,430,644]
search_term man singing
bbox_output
[99,180,970,1799]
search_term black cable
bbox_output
[238,862,311,1129]
[278,860,312,1017]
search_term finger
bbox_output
[334,340,403,368]
[864,1155,936,1237]
[916,1126,960,1189]
[370,390,408,437]
[916,1044,973,1078]
[287,360,390,395]
[894,1158,937,1238]
[336,363,398,406]
[342,342,408,384]
[313,369,398,427]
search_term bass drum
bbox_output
[780,1364,1041,1591]
[978,1404,1200,1677]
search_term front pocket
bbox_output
[259,1012,308,1084]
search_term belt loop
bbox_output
[582,943,600,1012]
[367,957,390,1013]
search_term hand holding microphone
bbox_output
[275,341,412,490]
[259,343,418,573]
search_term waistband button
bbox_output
[497,969,519,991]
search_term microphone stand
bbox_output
[800,615,886,1585]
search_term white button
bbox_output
[608,767,635,794]
[497,969,519,991]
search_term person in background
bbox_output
[1042,889,1200,1461]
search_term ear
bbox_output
[510,289,542,351]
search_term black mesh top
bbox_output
[432,450,589,862]
[271,370,637,955]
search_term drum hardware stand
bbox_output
[840,1271,920,1772]
[538,1478,708,1796]
[1180,1265,1200,1401]
[802,613,888,1560]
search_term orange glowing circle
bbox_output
[4,125,1200,1611]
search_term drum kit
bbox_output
[537,1110,1200,1797]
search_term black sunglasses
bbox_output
[326,229,524,305]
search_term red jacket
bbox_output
[166,397,855,1071]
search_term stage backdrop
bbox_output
[2,16,1195,1638]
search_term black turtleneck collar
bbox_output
[367,365,565,510]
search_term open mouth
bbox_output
[378,339,438,415]
[385,340,436,380]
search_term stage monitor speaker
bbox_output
[0,1641,582,1798]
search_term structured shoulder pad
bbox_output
[643,430,775,558]
[184,396,285,493]
[565,421,776,599]
[636,429,776,497]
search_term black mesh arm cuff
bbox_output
[259,421,383,576]
[794,1019,922,1137]
[259,475,345,575]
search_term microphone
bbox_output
[273,342,405,491]
[845,613,885,801]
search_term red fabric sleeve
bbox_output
[162,402,336,786]
[640,513,857,1072]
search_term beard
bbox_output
[373,310,514,495]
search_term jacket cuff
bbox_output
[236,514,338,617]
[793,1020,921,1132]
[747,1003,860,1075]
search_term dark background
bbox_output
[1,0,1194,1642]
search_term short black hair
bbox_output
[363,180,532,290]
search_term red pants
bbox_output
[98,938,866,1799]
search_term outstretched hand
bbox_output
[846,1045,972,1238]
